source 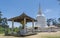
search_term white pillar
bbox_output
[24,18,26,33]
[12,20,14,33]
[32,20,34,33]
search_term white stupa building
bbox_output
[35,4,48,31]
[35,4,59,32]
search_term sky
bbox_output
[0,0,60,27]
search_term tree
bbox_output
[58,18,60,23]
[58,0,60,1]
[47,18,57,26]
[0,11,9,34]
[0,11,3,25]
[47,19,51,26]
[52,19,57,26]
[14,27,19,32]
[57,0,60,5]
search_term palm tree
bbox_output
[0,11,9,34]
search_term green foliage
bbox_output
[47,19,52,26]
[0,12,9,34]
[0,26,5,34]
[6,28,11,33]
[58,18,60,23]
[14,27,19,32]
[13,26,22,32]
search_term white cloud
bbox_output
[44,9,52,13]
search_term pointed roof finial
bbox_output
[39,3,40,10]
[38,3,42,15]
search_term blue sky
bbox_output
[0,0,60,27]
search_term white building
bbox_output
[35,4,48,29]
